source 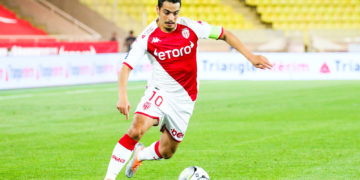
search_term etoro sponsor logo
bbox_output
[171,128,184,139]
[154,41,194,61]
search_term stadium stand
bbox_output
[0,0,101,42]
[0,0,121,55]
[308,29,360,52]
[78,0,255,35]
[243,0,360,52]
[246,0,360,30]
[44,0,128,44]
[1,0,359,52]
[0,4,48,36]
[0,3,58,43]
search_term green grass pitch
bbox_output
[1,81,359,179]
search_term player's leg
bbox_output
[127,114,158,141]
[125,129,180,178]
[135,99,192,162]
[104,114,157,180]
[126,128,181,178]
[135,128,180,162]
[158,129,181,159]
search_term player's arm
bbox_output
[117,65,132,120]
[117,34,146,120]
[219,29,273,69]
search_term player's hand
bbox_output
[250,55,273,70]
[117,98,131,120]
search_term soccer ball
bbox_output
[178,166,210,180]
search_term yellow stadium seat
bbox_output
[80,0,255,31]
[247,0,360,30]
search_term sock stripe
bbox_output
[118,134,138,151]
[154,141,163,158]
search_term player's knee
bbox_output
[161,152,174,159]
[127,128,144,141]
[160,147,177,159]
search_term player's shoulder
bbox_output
[177,17,210,31]
[138,21,158,41]
[177,17,201,27]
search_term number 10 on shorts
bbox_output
[149,91,163,107]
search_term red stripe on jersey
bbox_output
[160,125,182,142]
[123,62,133,70]
[147,24,199,101]
[218,27,224,40]
[134,111,159,126]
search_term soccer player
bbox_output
[104,0,272,179]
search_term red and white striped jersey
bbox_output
[123,17,223,102]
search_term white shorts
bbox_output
[134,85,195,142]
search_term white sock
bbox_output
[138,141,163,161]
[104,143,132,180]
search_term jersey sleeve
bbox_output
[180,17,224,40]
[122,35,147,70]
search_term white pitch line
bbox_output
[0,94,33,100]
[65,90,92,94]
[0,85,145,101]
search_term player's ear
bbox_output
[156,6,160,16]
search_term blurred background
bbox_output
[0,0,359,89]
[0,0,359,54]
[1,1,359,179]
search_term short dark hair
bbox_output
[158,0,181,8]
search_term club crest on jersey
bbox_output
[153,41,194,61]
[143,101,151,110]
[182,28,190,39]
[152,37,161,43]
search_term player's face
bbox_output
[156,1,180,32]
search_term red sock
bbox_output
[105,134,137,179]
[118,134,138,151]
[154,141,163,159]
[137,141,163,161]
